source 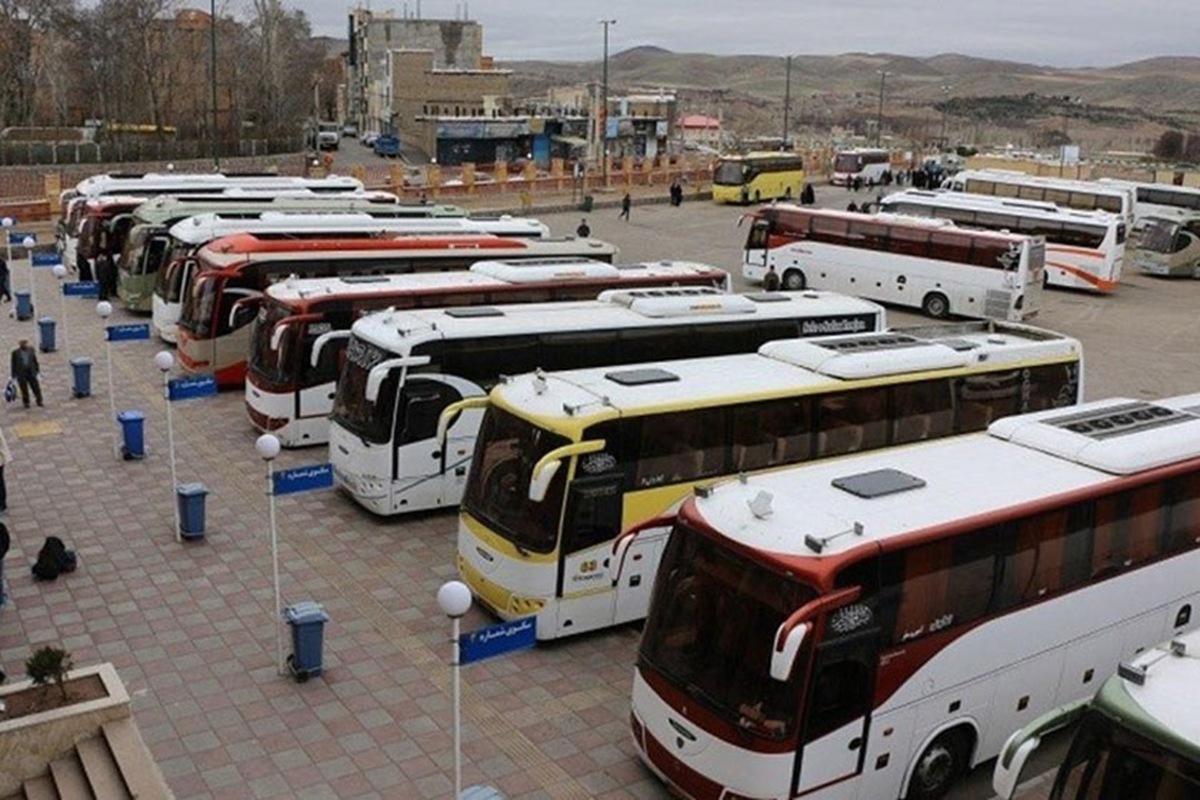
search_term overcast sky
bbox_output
[279,0,1196,68]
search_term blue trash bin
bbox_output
[176,483,208,539]
[283,601,329,682]
[70,357,92,398]
[69,357,91,398]
[37,317,56,352]
[116,410,145,460]
[14,291,31,321]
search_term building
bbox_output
[677,113,721,150]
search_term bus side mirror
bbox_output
[991,732,1040,800]
[364,355,432,403]
[310,330,351,368]
[769,621,807,681]
[528,460,561,503]
[436,396,489,445]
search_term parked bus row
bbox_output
[324,289,885,509]
[451,320,1082,640]
[118,192,466,311]
[246,265,741,447]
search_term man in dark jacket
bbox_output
[10,338,42,408]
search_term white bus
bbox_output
[944,168,1136,227]
[328,289,887,515]
[880,189,1126,293]
[832,147,891,186]
[1132,209,1200,278]
[247,259,736,447]
[994,627,1200,800]
[632,392,1200,800]
[1099,178,1200,225]
[742,204,1044,320]
[149,211,552,344]
[455,320,1082,640]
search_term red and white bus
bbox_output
[632,393,1200,800]
[245,258,733,447]
[742,205,1044,321]
[176,233,620,386]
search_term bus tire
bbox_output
[922,292,950,319]
[782,269,806,290]
[785,186,793,200]
[905,729,970,800]
[754,190,761,204]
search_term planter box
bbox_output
[0,662,131,796]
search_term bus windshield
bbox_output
[833,154,863,174]
[181,273,219,337]
[248,302,297,385]
[713,162,747,186]
[330,337,400,444]
[461,407,570,554]
[1139,218,1184,254]
[1052,711,1200,799]
[639,523,814,739]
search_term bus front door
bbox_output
[795,626,878,795]
[391,375,476,513]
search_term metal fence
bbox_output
[0,135,306,167]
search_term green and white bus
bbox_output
[1132,209,1200,279]
[994,626,1200,799]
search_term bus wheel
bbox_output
[785,186,793,200]
[782,269,806,290]
[906,730,969,800]
[922,292,950,319]
[754,190,762,203]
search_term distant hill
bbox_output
[500,48,1200,153]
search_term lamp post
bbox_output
[96,300,118,457]
[209,0,220,169]
[939,84,953,149]
[875,70,891,147]
[436,580,472,800]
[23,236,35,318]
[156,351,182,542]
[255,433,285,675]
[52,264,68,355]
[599,18,616,185]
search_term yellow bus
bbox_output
[712,152,806,204]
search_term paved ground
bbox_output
[0,186,1197,799]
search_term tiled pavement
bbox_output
[0,235,663,799]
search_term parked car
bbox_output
[373,134,401,158]
[341,122,358,138]
[362,132,379,148]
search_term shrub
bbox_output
[25,646,73,701]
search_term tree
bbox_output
[1154,130,1185,161]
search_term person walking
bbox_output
[618,192,631,221]
[0,254,10,303]
[10,338,42,408]
[0,522,8,608]
[576,218,591,237]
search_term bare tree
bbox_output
[242,0,321,137]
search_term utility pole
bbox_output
[782,55,792,149]
[939,84,953,150]
[875,70,890,148]
[599,19,617,185]
[210,0,220,168]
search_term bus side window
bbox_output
[891,380,953,445]
[956,372,1021,431]
[1164,472,1200,554]
[1092,485,1166,576]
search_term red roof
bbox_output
[677,114,721,130]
